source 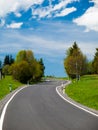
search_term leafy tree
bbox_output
[11,61,31,83]
[64,42,87,79]
[16,50,34,63]
[92,48,98,74]
[31,60,42,81]
[11,50,45,83]
[2,65,11,75]
[87,61,93,74]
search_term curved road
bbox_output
[2,80,98,130]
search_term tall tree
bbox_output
[9,55,14,65]
[0,60,2,69]
[3,55,10,66]
[39,58,45,77]
[3,55,14,66]
[64,42,87,79]
[92,48,98,74]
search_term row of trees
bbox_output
[1,50,45,83]
[0,55,14,68]
[64,42,98,79]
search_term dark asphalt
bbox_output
[3,80,98,130]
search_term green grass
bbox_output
[65,75,98,110]
[0,76,23,100]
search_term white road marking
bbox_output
[56,85,98,117]
[0,86,28,130]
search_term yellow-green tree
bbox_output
[64,42,87,79]
[92,48,98,74]
[11,50,45,83]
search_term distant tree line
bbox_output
[64,42,98,79]
[0,50,45,83]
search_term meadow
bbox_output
[65,75,98,110]
[0,76,23,99]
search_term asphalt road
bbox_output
[2,80,98,130]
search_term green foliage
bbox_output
[11,61,32,83]
[2,65,10,75]
[38,58,45,77]
[11,50,45,83]
[92,48,98,74]
[3,55,14,66]
[16,50,26,63]
[16,50,34,63]
[64,42,88,79]
[86,61,93,74]
[65,75,98,110]
[0,76,23,99]
[0,60,2,69]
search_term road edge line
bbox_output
[56,83,98,118]
[0,86,28,130]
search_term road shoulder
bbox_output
[0,85,27,116]
[56,81,98,117]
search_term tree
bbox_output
[39,58,45,77]
[3,55,10,66]
[9,55,14,65]
[64,42,87,79]
[0,60,2,69]
[11,50,45,83]
[3,55,14,66]
[86,61,93,74]
[92,48,98,74]
[11,61,32,83]
[16,50,34,63]
[2,65,10,75]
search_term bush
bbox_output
[11,61,32,83]
[2,65,10,75]
[10,50,45,83]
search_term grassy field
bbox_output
[65,75,98,110]
[0,76,23,100]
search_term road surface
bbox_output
[2,80,98,130]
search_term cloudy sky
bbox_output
[0,0,98,77]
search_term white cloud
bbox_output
[0,0,44,17]
[32,0,78,18]
[0,0,78,26]
[33,6,52,18]
[52,0,77,11]
[55,7,76,17]
[7,22,23,29]
[73,0,98,32]
[14,12,22,17]
[0,29,69,58]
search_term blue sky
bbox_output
[0,0,98,77]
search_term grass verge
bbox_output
[65,75,98,110]
[0,76,23,100]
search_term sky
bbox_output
[0,0,98,77]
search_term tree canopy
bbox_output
[92,48,98,74]
[10,50,45,83]
[64,42,87,79]
[3,55,14,66]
